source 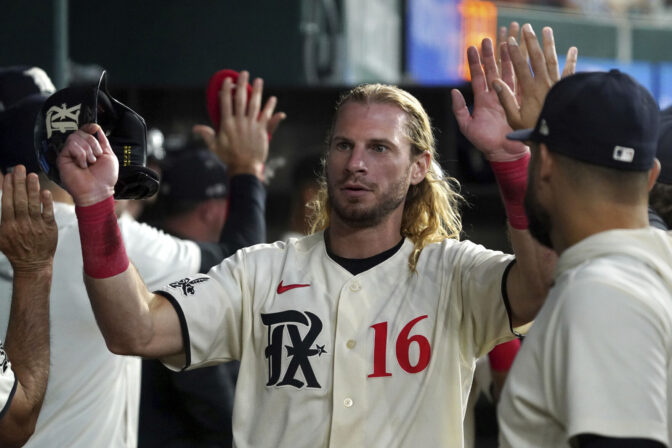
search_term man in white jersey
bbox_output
[0,166,57,447]
[492,24,672,448]
[55,52,557,445]
[0,70,281,447]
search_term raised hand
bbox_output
[493,24,578,131]
[0,165,57,272]
[203,71,286,181]
[57,123,118,206]
[452,38,528,162]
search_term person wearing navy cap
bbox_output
[0,66,54,111]
[494,62,672,446]
[649,106,672,230]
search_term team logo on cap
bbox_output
[613,146,635,163]
[539,119,550,136]
[45,103,81,138]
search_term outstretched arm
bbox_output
[452,34,558,327]
[58,124,184,358]
[0,167,57,447]
[193,71,287,271]
[495,24,577,325]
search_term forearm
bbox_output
[220,174,266,248]
[199,174,266,272]
[506,226,556,326]
[76,197,183,358]
[83,264,163,356]
[1,268,52,445]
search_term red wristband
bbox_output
[488,338,521,372]
[75,197,129,279]
[489,153,530,230]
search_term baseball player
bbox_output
[492,24,672,448]
[0,166,57,447]
[649,105,672,230]
[54,45,558,445]
[0,70,281,447]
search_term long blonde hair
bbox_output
[308,83,463,272]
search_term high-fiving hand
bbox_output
[193,71,286,181]
[493,24,578,130]
[0,165,57,272]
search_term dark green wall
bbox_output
[2,1,308,87]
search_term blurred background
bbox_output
[3,0,672,245]
[2,1,672,446]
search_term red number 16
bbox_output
[368,315,431,378]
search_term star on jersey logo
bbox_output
[315,344,327,357]
[169,277,209,296]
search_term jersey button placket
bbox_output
[343,397,353,408]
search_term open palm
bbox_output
[452,40,528,163]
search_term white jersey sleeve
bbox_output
[0,343,16,420]
[156,245,254,371]
[118,214,201,290]
[435,239,516,358]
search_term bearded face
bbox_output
[524,148,554,250]
[325,101,417,229]
[327,166,410,228]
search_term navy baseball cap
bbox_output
[0,66,55,110]
[0,93,47,174]
[657,106,672,184]
[508,70,659,172]
[159,148,228,202]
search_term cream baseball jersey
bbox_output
[498,228,672,447]
[0,203,201,448]
[0,342,15,419]
[159,232,516,447]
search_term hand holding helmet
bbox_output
[35,71,159,201]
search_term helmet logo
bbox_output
[46,103,81,138]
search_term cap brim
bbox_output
[506,128,535,142]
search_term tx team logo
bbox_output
[169,277,209,296]
[45,103,81,138]
[261,310,326,389]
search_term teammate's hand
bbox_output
[451,38,528,162]
[493,24,578,131]
[0,165,57,272]
[495,21,528,107]
[204,70,286,181]
[57,123,118,206]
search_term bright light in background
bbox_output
[459,1,497,81]
[407,0,464,85]
[407,0,497,84]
